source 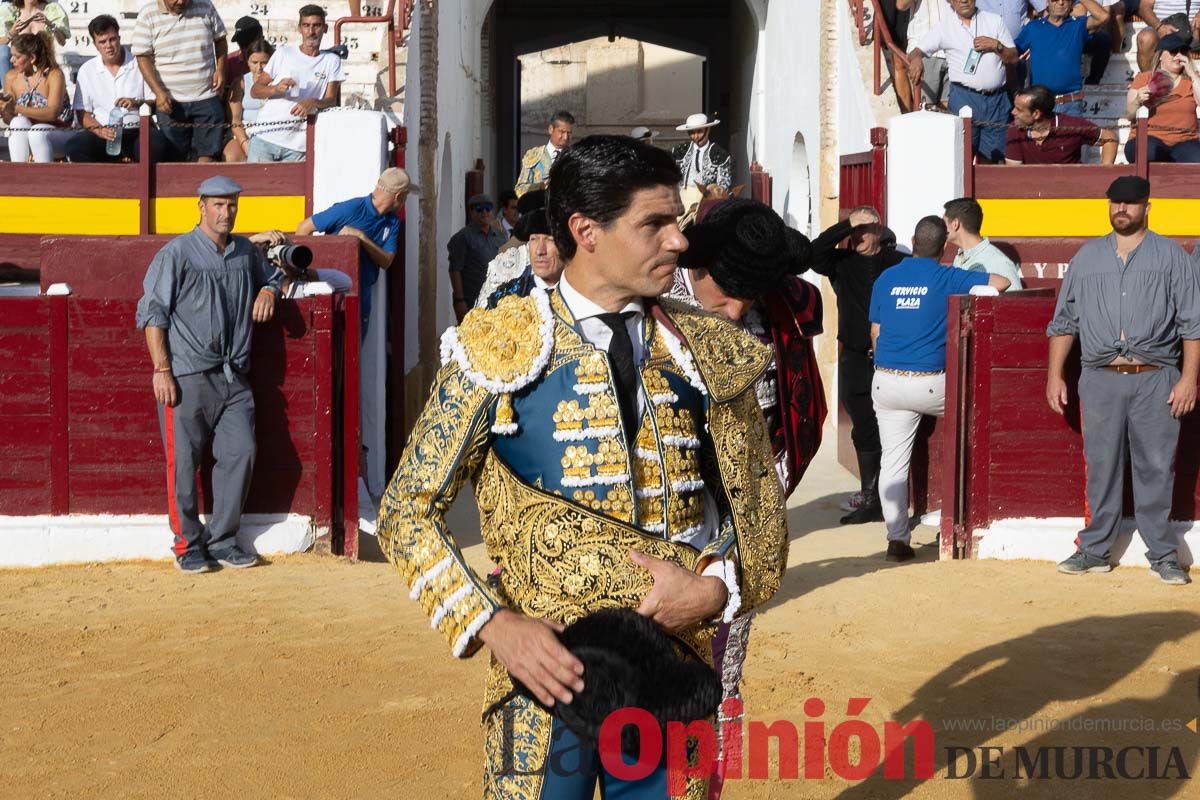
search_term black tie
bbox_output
[598,311,639,439]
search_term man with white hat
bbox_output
[672,112,732,192]
[136,176,289,573]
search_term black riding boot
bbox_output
[840,449,883,524]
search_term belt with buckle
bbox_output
[876,367,946,377]
[1101,363,1160,374]
[1055,90,1085,104]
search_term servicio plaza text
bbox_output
[497,698,1192,793]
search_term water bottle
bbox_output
[106,107,124,158]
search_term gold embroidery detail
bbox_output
[657,297,771,402]
[474,452,716,661]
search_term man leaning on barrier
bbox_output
[136,176,290,574]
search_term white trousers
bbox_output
[872,371,945,543]
[7,115,60,162]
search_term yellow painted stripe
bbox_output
[152,195,306,234]
[0,196,140,235]
[980,198,1200,238]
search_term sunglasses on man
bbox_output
[473,203,494,212]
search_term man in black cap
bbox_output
[227,15,264,95]
[1046,176,1198,585]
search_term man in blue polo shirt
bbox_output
[869,216,1011,562]
[296,167,417,333]
[1016,0,1111,115]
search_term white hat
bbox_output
[676,113,720,132]
[630,126,659,141]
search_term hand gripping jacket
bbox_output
[376,286,788,664]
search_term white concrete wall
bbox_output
[887,110,965,249]
[749,0,825,237]
[836,0,876,158]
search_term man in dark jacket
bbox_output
[809,206,905,524]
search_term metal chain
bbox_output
[0,104,358,134]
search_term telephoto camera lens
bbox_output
[267,244,314,271]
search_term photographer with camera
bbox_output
[136,176,287,574]
[295,167,417,334]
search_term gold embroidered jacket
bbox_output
[377,288,789,663]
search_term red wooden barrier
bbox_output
[0,234,362,557]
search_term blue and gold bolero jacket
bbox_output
[376,287,789,670]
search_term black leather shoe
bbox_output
[885,541,915,562]
[840,504,884,524]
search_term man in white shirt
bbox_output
[66,15,172,163]
[248,4,344,162]
[907,0,1018,163]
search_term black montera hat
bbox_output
[513,608,721,758]
[680,198,812,300]
[514,189,551,241]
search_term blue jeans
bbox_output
[1124,135,1200,164]
[1054,99,1085,117]
[247,136,305,162]
[155,96,225,160]
[0,44,10,77]
[949,83,1011,163]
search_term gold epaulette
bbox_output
[521,146,546,170]
[439,289,555,394]
[656,297,771,402]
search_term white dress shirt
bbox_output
[916,8,1013,92]
[72,49,153,128]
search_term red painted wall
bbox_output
[0,235,361,554]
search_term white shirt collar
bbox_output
[533,273,554,291]
[546,140,561,159]
[557,271,643,322]
[694,139,711,153]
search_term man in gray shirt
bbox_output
[136,175,287,573]
[448,193,507,320]
[1046,176,1199,585]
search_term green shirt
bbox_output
[953,237,1023,291]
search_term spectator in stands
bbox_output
[222,37,272,163]
[0,0,69,77]
[1017,0,1110,115]
[0,32,70,162]
[132,0,227,163]
[449,193,507,320]
[870,216,1010,562]
[1046,175,1196,585]
[977,0,1043,41]
[295,167,416,333]
[497,189,519,239]
[136,176,287,573]
[1125,33,1200,163]
[64,15,172,164]
[943,197,1023,289]
[516,110,574,196]
[225,15,262,93]
[1136,1,1200,73]
[1007,84,1120,163]
[248,5,343,162]
[809,206,906,524]
[896,0,951,112]
[907,0,1018,163]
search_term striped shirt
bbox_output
[131,0,226,103]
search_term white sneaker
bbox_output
[839,491,866,512]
